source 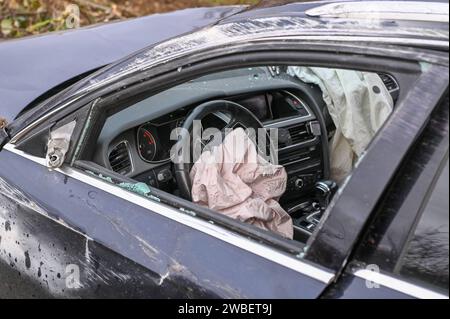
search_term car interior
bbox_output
[86,65,399,244]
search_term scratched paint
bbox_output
[0,193,73,296]
[0,177,142,297]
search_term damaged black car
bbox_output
[0,0,448,299]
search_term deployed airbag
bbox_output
[288,67,394,182]
[190,128,293,239]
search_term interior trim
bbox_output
[107,140,134,174]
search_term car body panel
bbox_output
[0,147,332,298]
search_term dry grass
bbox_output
[0,0,259,38]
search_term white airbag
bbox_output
[287,67,393,182]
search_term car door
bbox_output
[0,69,334,298]
[0,132,334,298]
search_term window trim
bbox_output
[353,268,448,299]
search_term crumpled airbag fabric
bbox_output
[190,128,293,239]
[288,67,393,182]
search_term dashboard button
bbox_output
[294,178,304,189]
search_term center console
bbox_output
[287,180,338,242]
[262,90,334,242]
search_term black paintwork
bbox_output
[0,150,327,298]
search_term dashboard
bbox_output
[113,89,315,166]
[101,88,329,204]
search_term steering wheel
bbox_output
[173,100,277,200]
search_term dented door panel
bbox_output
[0,149,328,298]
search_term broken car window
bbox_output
[81,65,398,245]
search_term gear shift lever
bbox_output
[290,180,338,235]
[314,180,338,209]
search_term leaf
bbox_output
[27,18,52,32]
[1,18,13,36]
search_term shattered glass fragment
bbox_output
[118,182,151,196]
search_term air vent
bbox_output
[109,142,132,175]
[279,147,313,166]
[278,122,314,149]
[378,73,399,92]
[289,123,311,144]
